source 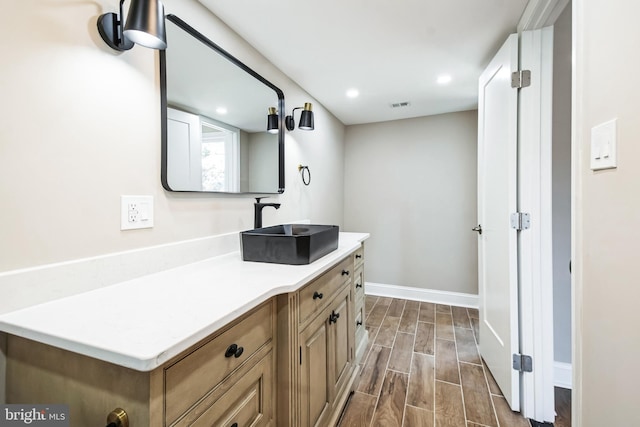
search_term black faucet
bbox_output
[254,197,281,229]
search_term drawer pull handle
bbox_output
[225,344,245,358]
[356,254,362,259]
[342,270,350,276]
[313,291,324,300]
[355,283,363,289]
[356,320,363,326]
[329,310,340,324]
[106,408,129,427]
[225,344,238,358]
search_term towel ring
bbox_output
[298,165,311,186]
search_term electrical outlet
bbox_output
[121,196,154,230]
[128,203,139,223]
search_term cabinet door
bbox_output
[299,314,330,427]
[327,287,352,402]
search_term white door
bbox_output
[167,107,203,191]
[477,33,520,411]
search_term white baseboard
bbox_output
[554,361,572,389]
[365,282,478,309]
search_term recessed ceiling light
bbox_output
[346,88,359,98]
[437,74,452,85]
[216,107,228,114]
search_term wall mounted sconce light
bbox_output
[267,107,279,134]
[285,102,314,131]
[98,0,167,51]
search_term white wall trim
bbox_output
[365,282,478,308]
[518,0,571,31]
[554,361,573,389]
[571,0,584,424]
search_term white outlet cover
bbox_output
[590,118,617,170]
[121,195,154,230]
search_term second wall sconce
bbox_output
[285,102,314,131]
[98,0,167,51]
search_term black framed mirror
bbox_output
[160,14,285,194]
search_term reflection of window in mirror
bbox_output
[201,121,240,192]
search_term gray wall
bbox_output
[552,2,572,365]
[344,111,478,295]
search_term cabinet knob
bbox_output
[355,283,363,289]
[356,320,363,326]
[313,291,323,300]
[225,344,244,358]
[341,270,350,276]
[356,254,362,259]
[329,310,340,324]
[106,408,129,427]
[225,344,238,358]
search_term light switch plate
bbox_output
[121,195,154,230]
[590,118,617,170]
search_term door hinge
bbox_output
[513,353,533,372]
[511,70,531,88]
[510,212,531,230]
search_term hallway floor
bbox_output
[338,296,571,427]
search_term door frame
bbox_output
[516,0,570,422]
[518,26,555,422]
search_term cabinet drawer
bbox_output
[353,266,365,302]
[165,301,274,424]
[299,257,352,327]
[174,350,274,427]
[353,245,364,269]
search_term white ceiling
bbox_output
[198,0,529,125]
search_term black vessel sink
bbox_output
[240,224,339,265]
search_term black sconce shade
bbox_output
[124,0,167,49]
[299,103,314,130]
[98,0,167,51]
[285,102,314,131]
[267,107,279,134]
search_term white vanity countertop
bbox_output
[0,232,369,372]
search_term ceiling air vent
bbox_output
[390,101,411,108]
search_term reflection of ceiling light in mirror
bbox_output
[216,107,228,114]
[346,88,359,98]
[437,74,452,85]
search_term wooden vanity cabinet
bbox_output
[6,299,276,427]
[278,248,363,427]
[5,243,367,427]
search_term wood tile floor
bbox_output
[338,296,571,427]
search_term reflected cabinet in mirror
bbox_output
[160,15,285,193]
